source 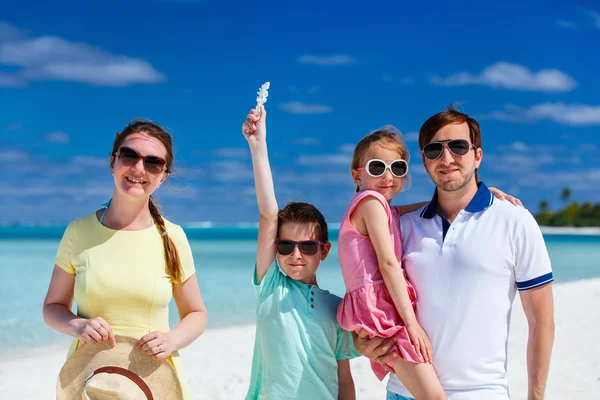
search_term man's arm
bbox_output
[519,283,554,400]
[242,106,278,283]
[337,359,356,400]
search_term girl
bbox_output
[43,120,208,399]
[337,126,516,399]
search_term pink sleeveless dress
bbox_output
[336,190,424,380]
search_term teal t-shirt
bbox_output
[246,261,359,400]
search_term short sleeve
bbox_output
[253,260,283,298]
[171,226,196,283]
[335,324,361,360]
[514,210,553,291]
[55,221,77,275]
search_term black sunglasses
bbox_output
[275,240,325,256]
[422,139,477,161]
[113,146,169,174]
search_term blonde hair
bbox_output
[350,125,411,192]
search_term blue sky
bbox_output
[1,0,599,225]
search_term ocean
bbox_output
[1,226,599,356]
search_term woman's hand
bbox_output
[136,331,176,360]
[489,187,523,207]
[406,323,433,363]
[75,317,116,346]
[242,105,266,143]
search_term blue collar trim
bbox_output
[420,182,493,219]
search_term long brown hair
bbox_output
[110,120,183,283]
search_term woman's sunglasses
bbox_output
[113,146,169,174]
[357,159,408,178]
[422,139,477,161]
[275,240,325,256]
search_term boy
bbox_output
[242,106,357,399]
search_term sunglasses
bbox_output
[357,159,408,178]
[422,139,477,161]
[275,240,325,256]
[113,146,169,174]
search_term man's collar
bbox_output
[420,181,493,219]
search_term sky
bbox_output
[1,0,599,225]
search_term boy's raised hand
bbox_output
[242,105,266,143]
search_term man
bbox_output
[354,106,555,400]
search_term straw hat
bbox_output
[57,336,183,400]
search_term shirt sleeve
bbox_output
[514,209,553,291]
[253,260,283,299]
[335,324,362,360]
[172,225,196,283]
[55,221,77,275]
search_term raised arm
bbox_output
[357,197,432,362]
[242,106,278,283]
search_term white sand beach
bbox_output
[1,279,599,399]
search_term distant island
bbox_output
[535,188,600,227]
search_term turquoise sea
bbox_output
[1,226,599,356]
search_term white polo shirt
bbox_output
[387,182,553,399]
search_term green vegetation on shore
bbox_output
[535,188,600,227]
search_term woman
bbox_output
[43,120,207,399]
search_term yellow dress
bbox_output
[55,212,196,399]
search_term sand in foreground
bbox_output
[1,279,598,399]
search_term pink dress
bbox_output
[336,190,424,380]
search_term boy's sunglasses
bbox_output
[357,159,408,178]
[275,240,325,256]
[113,146,169,174]
[422,139,477,161]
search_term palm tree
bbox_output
[561,188,571,203]
[540,200,549,213]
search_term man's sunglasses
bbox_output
[422,139,477,161]
[113,146,169,174]
[275,240,325,256]
[357,159,408,178]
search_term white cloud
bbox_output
[293,137,320,145]
[557,20,578,29]
[431,62,577,92]
[0,23,165,87]
[0,149,29,162]
[590,11,600,28]
[213,147,249,158]
[279,101,333,115]
[339,144,355,153]
[45,131,70,144]
[403,132,419,142]
[3,122,22,130]
[295,154,351,166]
[298,55,356,66]
[481,103,600,126]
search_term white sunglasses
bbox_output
[357,159,408,178]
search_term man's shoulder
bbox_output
[399,204,429,222]
[487,199,536,225]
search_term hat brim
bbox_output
[57,336,183,400]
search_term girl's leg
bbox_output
[392,357,447,400]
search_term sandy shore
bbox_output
[1,279,598,399]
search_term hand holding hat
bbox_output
[57,336,183,400]
[136,330,175,360]
[74,317,117,347]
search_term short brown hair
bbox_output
[350,125,411,192]
[277,202,328,242]
[419,105,482,181]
